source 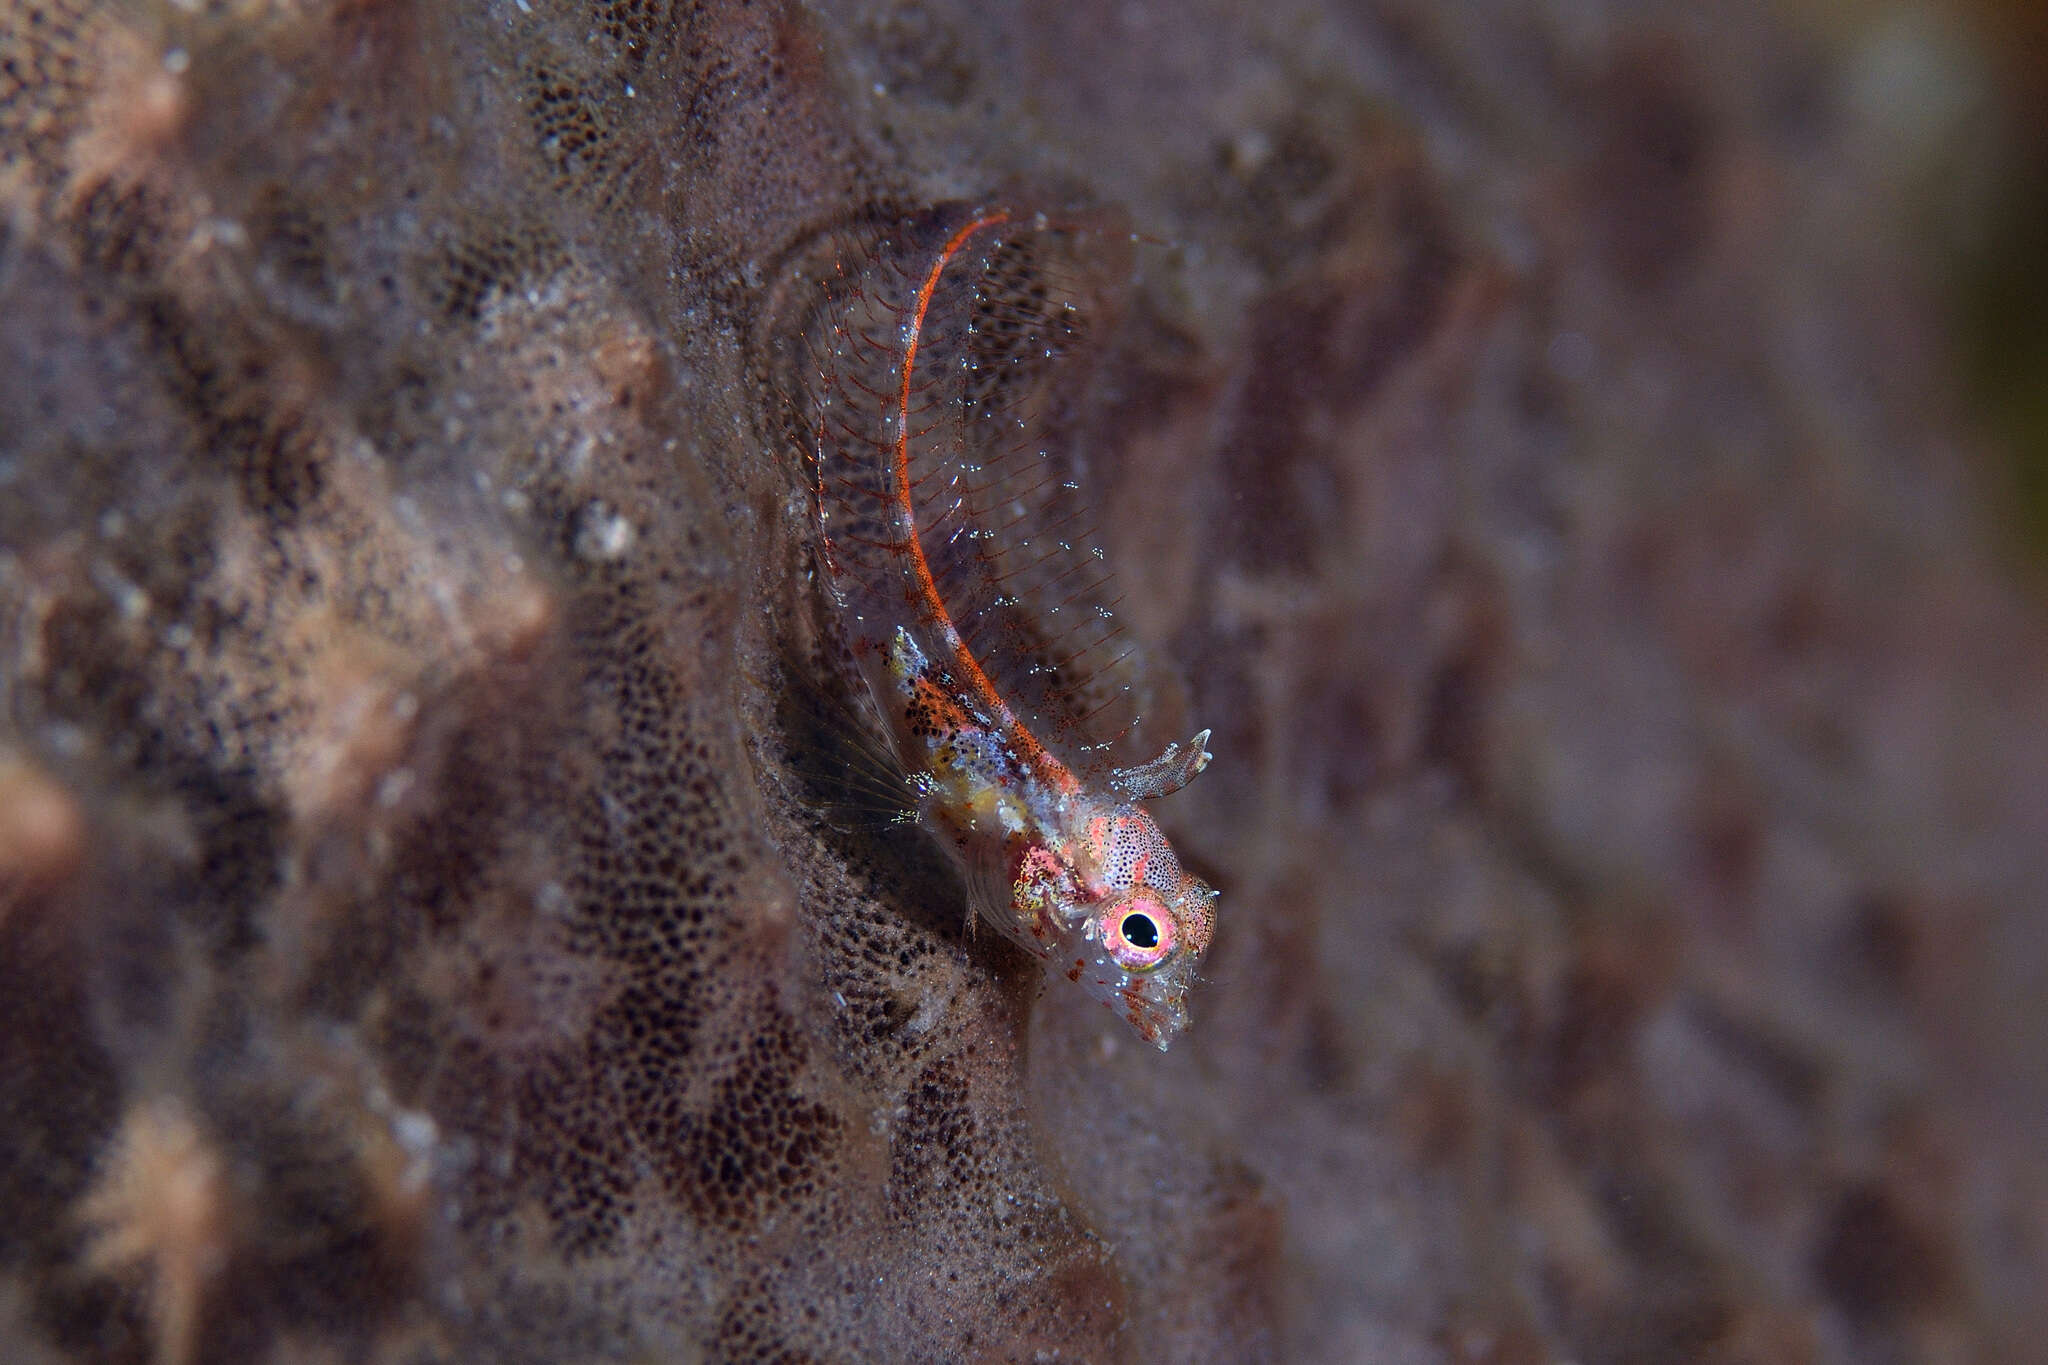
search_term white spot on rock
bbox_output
[574,500,636,561]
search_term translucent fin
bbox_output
[757,628,919,832]
[768,204,1186,775]
[964,837,1018,945]
[897,213,1167,771]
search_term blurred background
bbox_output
[2,1,2045,1362]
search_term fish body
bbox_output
[785,204,1216,1048]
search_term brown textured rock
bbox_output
[3,0,2046,1362]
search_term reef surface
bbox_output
[3,0,2045,1361]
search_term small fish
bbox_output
[781,205,1218,1048]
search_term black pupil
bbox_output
[1120,913,1160,950]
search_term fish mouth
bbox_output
[1126,988,1191,1051]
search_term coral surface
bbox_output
[4,0,2046,1361]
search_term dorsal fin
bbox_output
[774,203,1181,776]
[907,211,1139,766]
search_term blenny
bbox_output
[778,204,1217,1049]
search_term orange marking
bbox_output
[889,210,1077,795]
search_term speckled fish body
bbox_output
[787,204,1218,1048]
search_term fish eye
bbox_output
[1103,895,1175,972]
